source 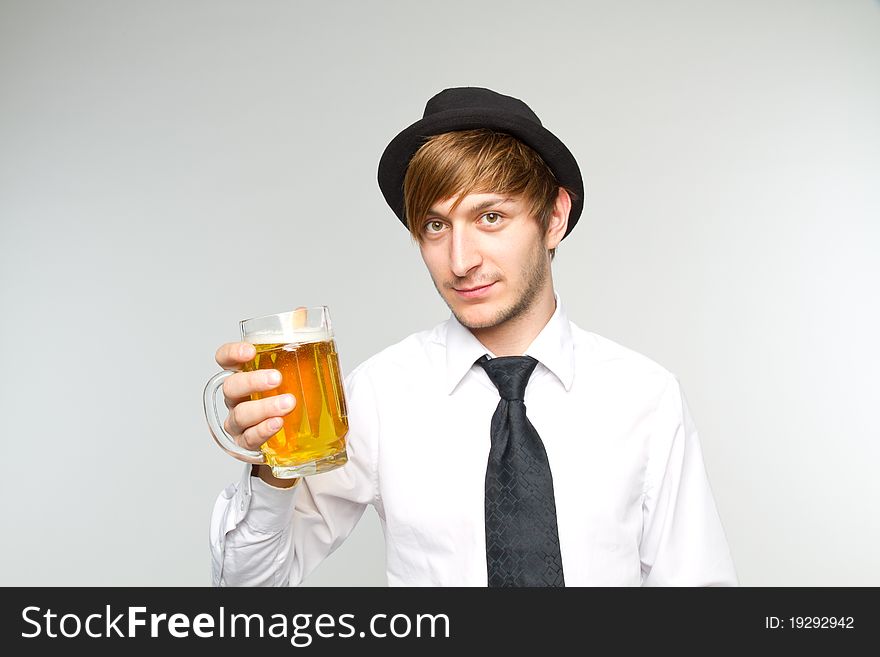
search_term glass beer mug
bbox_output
[203,306,348,478]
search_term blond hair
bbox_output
[403,129,574,258]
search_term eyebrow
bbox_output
[427,196,516,219]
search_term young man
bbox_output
[209,87,738,587]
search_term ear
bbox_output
[544,188,571,250]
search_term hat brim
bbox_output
[377,107,584,239]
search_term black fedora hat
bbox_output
[377,86,584,239]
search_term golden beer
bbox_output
[203,306,348,478]
[244,338,349,475]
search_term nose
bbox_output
[449,227,482,278]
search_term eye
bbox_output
[480,212,502,225]
[424,220,446,234]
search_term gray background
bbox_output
[1,0,878,586]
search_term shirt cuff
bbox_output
[245,470,300,533]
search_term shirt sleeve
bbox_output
[209,364,381,586]
[639,376,738,586]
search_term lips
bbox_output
[453,282,495,299]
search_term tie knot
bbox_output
[477,355,538,401]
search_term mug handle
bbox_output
[203,370,266,464]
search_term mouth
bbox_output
[452,282,495,299]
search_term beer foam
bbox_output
[246,326,331,345]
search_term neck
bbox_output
[470,286,557,357]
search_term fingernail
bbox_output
[240,344,254,359]
[266,370,281,385]
[268,417,283,431]
[278,394,295,411]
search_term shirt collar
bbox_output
[444,291,574,394]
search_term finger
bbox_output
[223,369,282,409]
[238,416,286,452]
[215,342,256,370]
[224,394,296,437]
[292,306,307,328]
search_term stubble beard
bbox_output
[433,240,550,330]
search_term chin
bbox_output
[449,301,501,330]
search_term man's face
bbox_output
[417,192,552,330]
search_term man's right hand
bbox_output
[214,341,299,487]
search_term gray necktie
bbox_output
[477,355,565,587]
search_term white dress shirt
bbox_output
[210,293,738,586]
